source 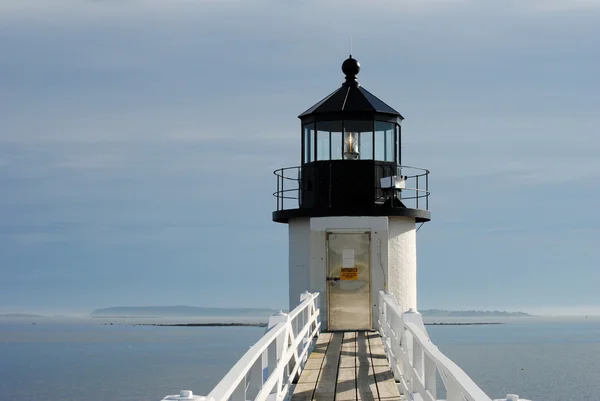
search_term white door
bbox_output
[327,232,371,331]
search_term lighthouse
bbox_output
[273,56,430,331]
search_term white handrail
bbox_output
[162,291,321,401]
[378,291,493,401]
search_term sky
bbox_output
[0,0,599,316]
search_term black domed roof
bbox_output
[299,56,403,120]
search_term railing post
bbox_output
[278,170,282,211]
[297,166,301,208]
[425,172,429,210]
[267,311,289,397]
[416,175,419,209]
[299,291,312,363]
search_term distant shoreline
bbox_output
[129,322,503,328]
[424,322,504,326]
[134,322,268,328]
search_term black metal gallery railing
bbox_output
[273,162,430,212]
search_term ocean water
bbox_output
[1,317,599,401]
[0,319,265,401]
[426,317,600,401]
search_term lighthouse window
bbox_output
[374,130,385,161]
[316,130,330,161]
[317,121,343,160]
[386,125,394,162]
[375,121,395,162]
[359,131,373,160]
[331,131,342,159]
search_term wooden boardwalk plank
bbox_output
[293,333,333,401]
[367,332,402,401]
[366,332,390,367]
[292,331,402,401]
[312,332,343,400]
[336,332,357,401]
[356,332,377,401]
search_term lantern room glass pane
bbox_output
[374,130,384,161]
[317,130,330,160]
[316,121,342,161]
[331,131,342,159]
[385,125,394,162]
[375,121,394,162]
[396,124,401,164]
[303,124,315,163]
[359,132,373,160]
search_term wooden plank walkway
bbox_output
[292,331,402,401]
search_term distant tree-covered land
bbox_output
[89,306,531,318]
[90,306,282,318]
[420,309,531,317]
[0,313,45,318]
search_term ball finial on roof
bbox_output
[342,56,360,85]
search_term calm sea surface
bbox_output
[1,317,599,401]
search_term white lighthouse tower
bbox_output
[273,56,430,331]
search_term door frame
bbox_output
[326,231,372,331]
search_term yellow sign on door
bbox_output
[340,267,358,280]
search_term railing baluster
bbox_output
[276,171,280,211]
[416,174,419,209]
[297,167,301,208]
[426,172,429,210]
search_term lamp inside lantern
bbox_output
[343,132,360,160]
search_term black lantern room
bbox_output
[273,56,431,223]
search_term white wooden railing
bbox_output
[162,291,321,401]
[378,291,528,401]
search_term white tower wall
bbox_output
[288,217,310,310]
[388,217,417,311]
[288,216,418,329]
